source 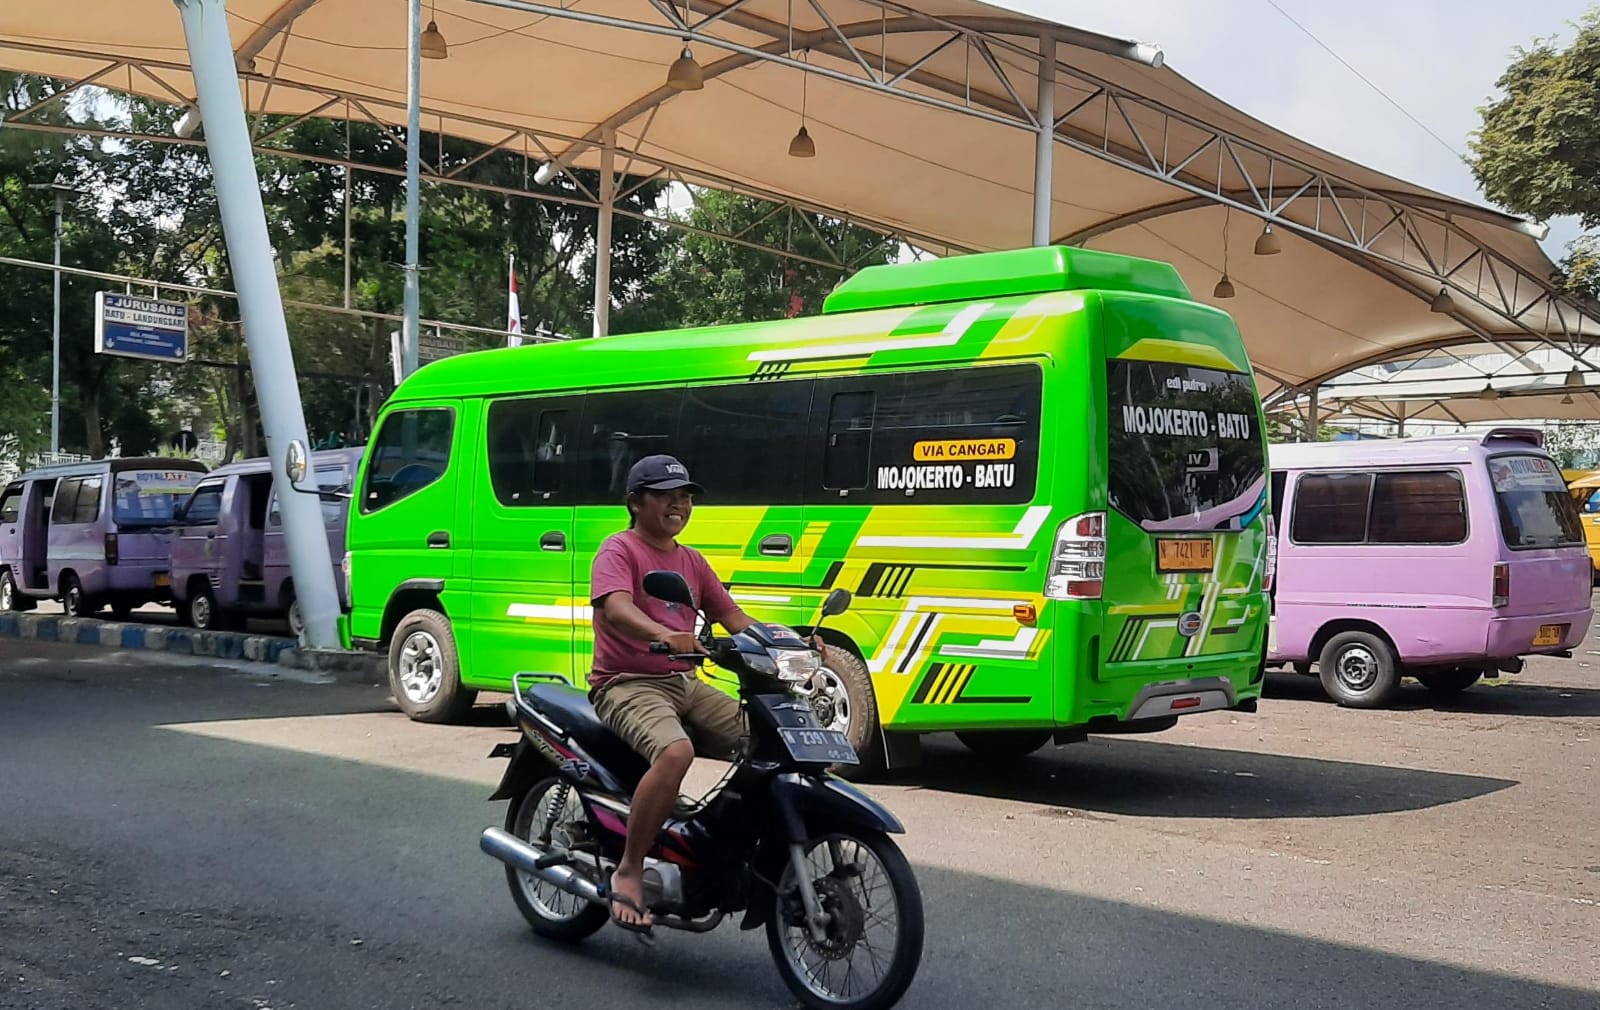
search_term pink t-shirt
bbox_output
[588,530,738,688]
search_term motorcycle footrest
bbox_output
[533,851,569,870]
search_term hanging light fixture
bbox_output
[788,49,815,158]
[1478,382,1499,401]
[1565,365,1584,388]
[666,0,703,90]
[421,1,448,59]
[1253,223,1281,256]
[1430,286,1455,313]
[1213,207,1235,298]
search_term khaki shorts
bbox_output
[592,674,748,765]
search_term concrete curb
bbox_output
[0,611,385,684]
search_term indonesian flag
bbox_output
[507,254,523,347]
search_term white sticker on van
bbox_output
[1489,456,1564,494]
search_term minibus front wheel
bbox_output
[388,607,477,723]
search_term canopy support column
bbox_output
[1306,385,1320,441]
[1032,36,1056,247]
[401,0,422,375]
[593,128,615,338]
[172,0,340,649]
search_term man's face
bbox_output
[637,487,694,536]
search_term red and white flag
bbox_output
[507,254,523,347]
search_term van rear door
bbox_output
[1487,454,1591,618]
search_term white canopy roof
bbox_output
[4,0,1595,399]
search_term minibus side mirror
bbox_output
[284,439,353,501]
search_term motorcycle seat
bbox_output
[520,682,651,791]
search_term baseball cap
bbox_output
[627,454,704,495]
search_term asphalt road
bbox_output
[0,637,1595,1009]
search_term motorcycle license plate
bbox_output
[778,727,859,765]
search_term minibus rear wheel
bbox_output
[1317,631,1399,708]
[388,608,476,723]
[1415,667,1482,695]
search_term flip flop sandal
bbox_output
[607,889,657,946]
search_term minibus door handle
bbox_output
[540,532,566,552]
[427,531,450,549]
[758,534,793,557]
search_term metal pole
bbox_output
[592,127,615,339]
[50,192,62,460]
[172,0,342,650]
[1032,36,1056,247]
[402,0,422,375]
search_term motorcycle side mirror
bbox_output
[642,570,696,608]
[821,588,852,617]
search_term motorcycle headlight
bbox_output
[773,648,821,682]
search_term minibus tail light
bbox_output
[1262,515,1277,593]
[1046,511,1106,600]
[1492,562,1510,608]
[104,532,119,566]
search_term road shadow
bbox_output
[1265,672,1600,717]
[884,733,1516,819]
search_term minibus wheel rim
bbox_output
[398,630,444,703]
[1336,646,1378,691]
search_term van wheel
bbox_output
[1318,631,1399,708]
[388,608,476,723]
[60,575,91,618]
[1416,667,1482,695]
[1,570,33,612]
[801,645,881,778]
[188,587,222,630]
[286,594,306,639]
[109,601,134,621]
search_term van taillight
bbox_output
[104,533,119,565]
[1492,563,1510,608]
[1262,515,1278,593]
[1046,511,1106,600]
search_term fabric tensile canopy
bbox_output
[3,0,1595,399]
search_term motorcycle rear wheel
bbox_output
[505,777,608,942]
[766,829,924,1010]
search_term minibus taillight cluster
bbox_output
[1492,562,1510,608]
[1262,515,1277,593]
[1046,512,1105,600]
[104,533,119,566]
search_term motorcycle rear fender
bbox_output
[487,738,547,802]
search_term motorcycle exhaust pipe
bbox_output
[480,827,606,907]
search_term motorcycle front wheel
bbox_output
[766,829,924,1010]
[505,777,608,942]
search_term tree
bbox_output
[1470,11,1600,293]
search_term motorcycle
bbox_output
[479,570,924,1010]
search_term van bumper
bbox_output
[1485,607,1592,657]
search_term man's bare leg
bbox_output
[611,739,694,929]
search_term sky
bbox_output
[1002,0,1595,258]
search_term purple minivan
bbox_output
[1265,428,1593,707]
[169,447,360,633]
[0,458,208,618]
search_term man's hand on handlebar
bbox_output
[656,630,707,656]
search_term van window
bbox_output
[362,408,455,513]
[72,476,103,524]
[822,390,875,492]
[1367,471,1467,544]
[1488,454,1584,550]
[486,398,576,506]
[865,366,1040,505]
[269,467,349,526]
[183,483,224,525]
[679,380,811,505]
[574,389,682,505]
[1106,359,1265,531]
[50,478,82,525]
[112,469,205,525]
[1291,473,1372,544]
[0,487,20,523]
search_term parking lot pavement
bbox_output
[1,634,1595,1008]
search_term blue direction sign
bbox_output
[94,292,189,362]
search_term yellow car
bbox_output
[1565,469,1600,579]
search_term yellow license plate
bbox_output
[1156,538,1215,573]
[1533,624,1565,647]
[154,573,170,588]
